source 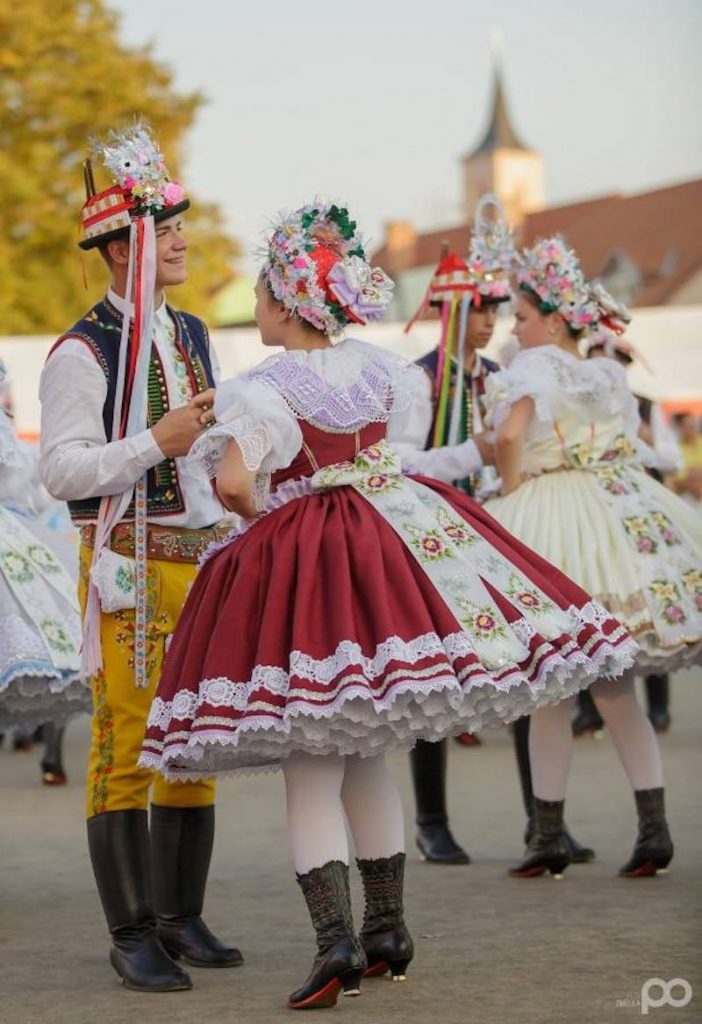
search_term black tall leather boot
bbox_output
[515,716,595,864]
[150,804,243,968]
[288,860,367,1010]
[645,675,670,733]
[86,810,192,992]
[572,689,604,737]
[356,853,414,981]
[41,722,67,785]
[509,798,571,879]
[619,788,674,877]
[410,739,469,864]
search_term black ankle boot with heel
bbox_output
[289,860,366,1010]
[619,788,674,877]
[510,798,571,879]
[357,852,414,981]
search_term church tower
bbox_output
[462,61,545,228]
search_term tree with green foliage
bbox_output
[0,0,238,335]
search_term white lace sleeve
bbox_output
[188,377,302,478]
[485,349,555,430]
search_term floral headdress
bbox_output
[261,202,394,336]
[516,236,598,331]
[583,281,645,363]
[465,193,516,301]
[79,121,188,250]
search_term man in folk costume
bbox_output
[39,124,242,992]
[394,195,594,864]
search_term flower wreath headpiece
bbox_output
[517,236,598,331]
[261,202,394,336]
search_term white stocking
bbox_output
[529,696,576,801]
[590,671,663,790]
[341,753,406,860]
[283,750,349,874]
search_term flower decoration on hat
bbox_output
[79,121,189,250]
[261,202,394,336]
[465,193,516,301]
[516,236,598,330]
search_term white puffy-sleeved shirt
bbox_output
[386,355,485,484]
[189,337,431,486]
[39,289,224,529]
[485,345,654,475]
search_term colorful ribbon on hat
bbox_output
[82,216,156,687]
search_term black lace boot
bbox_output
[356,853,414,981]
[86,810,192,992]
[572,689,604,737]
[645,675,671,733]
[619,788,674,878]
[509,798,571,879]
[516,717,595,864]
[150,804,243,967]
[410,740,470,864]
[288,860,366,1010]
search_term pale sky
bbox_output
[113,0,702,273]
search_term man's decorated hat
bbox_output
[406,194,515,329]
[261,201,394,336]
[79,122,189,250]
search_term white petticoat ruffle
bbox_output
[140,603,637,781]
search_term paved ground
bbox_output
[2,669,701,1024]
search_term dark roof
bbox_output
[373,179,702,308]
[464,64,529,159]
[522,179,702,307]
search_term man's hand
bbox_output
[151,389,216,458]
[474,432,496,466]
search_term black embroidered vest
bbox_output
[416,348,499,495]
[51,296,215,523]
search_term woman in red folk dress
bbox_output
[140,203,636,1010]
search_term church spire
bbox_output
[466,59,528,158]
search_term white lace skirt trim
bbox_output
[140,617,637,780]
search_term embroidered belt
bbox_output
[80,521,230,564]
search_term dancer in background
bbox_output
[485,238,702,879]
[393,196,593,865]
[141,202,635,1009]
[574,306,683,736]
[0,358,88,737]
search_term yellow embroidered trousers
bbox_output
[79,544,215,818]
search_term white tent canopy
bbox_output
[1,305,701,438]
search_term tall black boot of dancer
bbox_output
[41,722,67,785]
[357,853,414,981]
[515,716,595,864]
[86,810,192,992]
[288,861,366,1010]
[572,689,604,737]
[619,788,674,878]
[509,798,572,879]
[410,739,470,864]
[150,804,243,967]
[645,675,671,733]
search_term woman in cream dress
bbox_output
[486,239,702,879]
